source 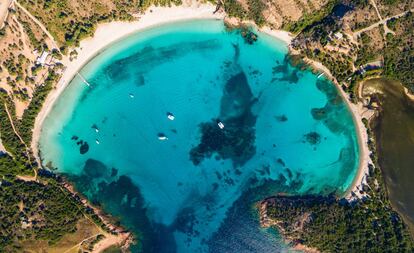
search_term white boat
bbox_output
[217,121,225,129]
[95,139,100,144]
[92,124,99,133]
[158,133,168,141]
[167,112,175,121]
[129,93,134,98]
[317,73,325,79]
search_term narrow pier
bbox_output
[77,72,91,87]
[317,72,325,79]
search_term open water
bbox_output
[39,19,359,252]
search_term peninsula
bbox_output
[0,0,413,252]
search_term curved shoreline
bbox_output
[27,4,372,252]
[31,3,293,166]
[299,57,372,199]
[31,3,222,165]
[32,3,367,198]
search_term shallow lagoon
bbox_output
[364,78,414,234]
[40,20,359,252]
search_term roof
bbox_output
[36,51,49,65]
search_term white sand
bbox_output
[301,58,373,200]
[31,1,366,199]
[260,27,293,44]
[31,2,293,165]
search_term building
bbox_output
[334,32,343,40]
[36,51,49,66]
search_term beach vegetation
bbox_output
[17,0,189,49]
[0,177,83,250]
[282,0,339,34]
[247,0,266,26]
[102,245,123,253]
[223,0,247,20]
[0,93,31,169]
[0,27,5,37]
[139,0,182,9]
[18,70,59,144]
[383,11,414,93]
[265,118,414,252]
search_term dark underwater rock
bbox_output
[79,142,89,154]
[241,29,258,45]
[189,71,257,167]
[304,132,321,145]
[83,159,108,178]
[275,115,288,122]
[111,168,118,177]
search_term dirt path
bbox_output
[14,0,60,51]
[4,102,37,179]
[353,8,412,39]
[0,0,12,28]
[0,137,8,155]
[4,103,26,146]
[370,0,383,21]
[62,232,102,253]
[368,0,398,37]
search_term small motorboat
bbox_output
[167,112,175,121]
[217,121,225,129]
[129,93,135,98]
[92,124,99,133]
[158,133,168,141]
[95,139,100,144]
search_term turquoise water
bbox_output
[39,20,359,252]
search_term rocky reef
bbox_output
[190,71,257,167]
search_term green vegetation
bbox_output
[0,1,412,252]
[282,0,339,34]
[0,92,32,172]
[17,0,184,50]
[139,0,182,9]
[355,32,381,66]
[19,19,43,51]
[0,97,85,249]
[266,119,414,252]
[302,47,354,83]
[0,27,6,37]
[102,245,123,253]
[247,0,266,26]
[383,11,414,92]
[0,177,83,251]
[0,59,105,253]
[223,0,247,19]
[387,17,398,30]
[266,193,414,252]
[377,0,413,16]
[222,0,267,26]
[18,70,59,144]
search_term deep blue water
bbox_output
[39,20,359,252]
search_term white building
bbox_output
[334,32,343,40]
[36,51,49,66]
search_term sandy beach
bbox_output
[26,2,296,251]
[30,0,369,201]
[31,1,294,166]
[300,57,373,200]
